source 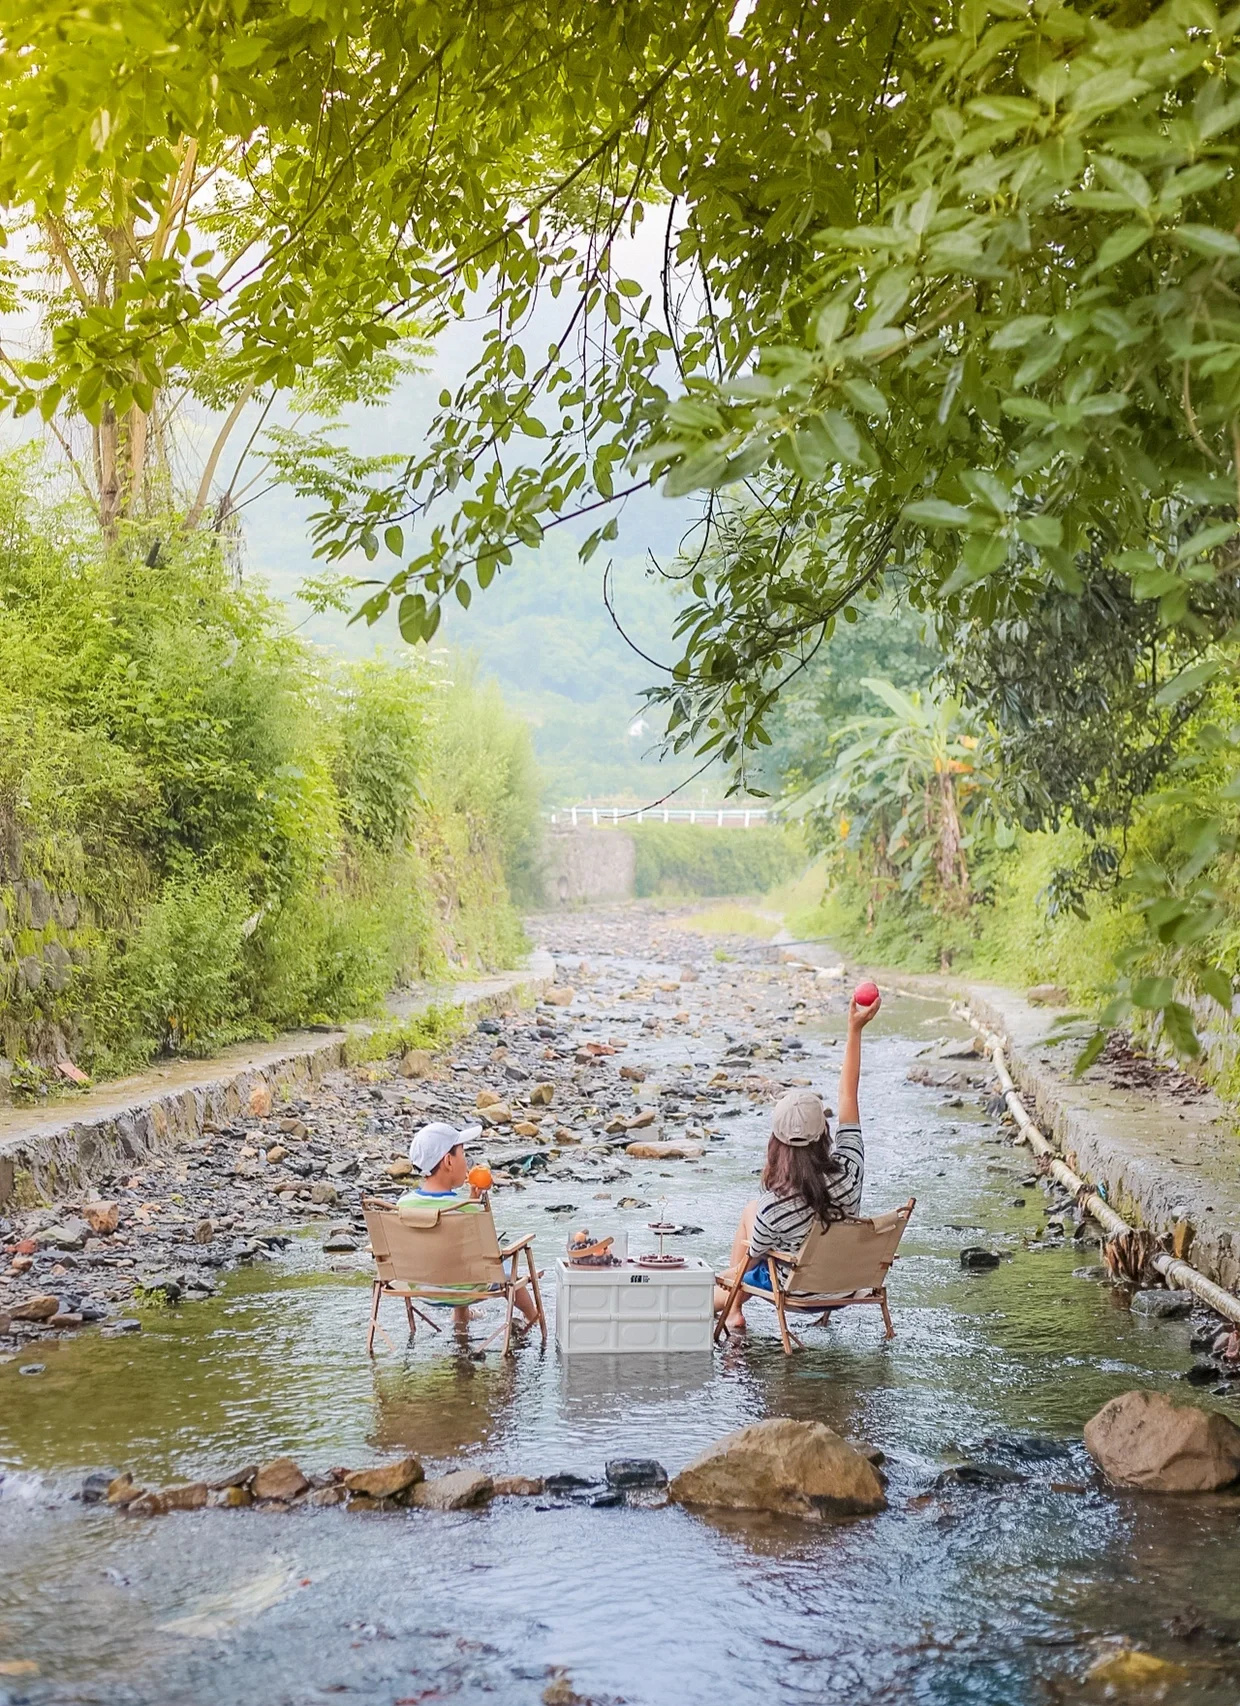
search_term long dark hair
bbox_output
[761,1131,847,1225]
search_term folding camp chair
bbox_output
[361,1195,546,1357]
[714,1199,915,1354]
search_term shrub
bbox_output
[0,458,538,1076]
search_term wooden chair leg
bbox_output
[879,1290,895,1340]
[713,1271,745,1342]
[768,1258,798,1355]
[526,1249,548,1345]
[500,1286,516,1357]
[411,1300,443,1333]
[366,1280,382,1357]
[404,1295,417,1337]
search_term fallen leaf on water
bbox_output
[1086,1647,1189,1687]
[159,1565,296,1637]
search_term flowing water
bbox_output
[2,930,1239,1705]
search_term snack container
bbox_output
[554,1256,713,1353]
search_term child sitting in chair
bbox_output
[714,988,880,1334]
[401,1122,538,1331]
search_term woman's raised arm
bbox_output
[838,990,881,1125]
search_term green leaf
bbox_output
[384,525,404,557]
[821,408,864,465]
[1197,966,1233,1009]
[1161,1000,1201,1058]
[1072,1029,1109,1077]
[1092,224,1151,273]
[1015,514,1063,548]
[989,315,1050,351]
[1174,224,1240,259]
[902,498,978,529]
[840,377,888,416]
[1130,975,1174,1009]
[1153,659,1220,706]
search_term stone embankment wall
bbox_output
[540,827,636,906]
[966,983,1240,1296]
[0,863,93,1082]
[0,955,554,1210]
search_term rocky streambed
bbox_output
[2,904,1240,1706]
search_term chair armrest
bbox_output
[500,1234,536,1257]
[767,1250,798,1265]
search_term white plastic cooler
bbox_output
[554,1256,714,1353]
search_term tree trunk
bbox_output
[934,770,968,897]
[97,404,121,540]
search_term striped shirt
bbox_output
[748,1124,864,1268]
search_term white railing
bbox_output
[546,804,772,828]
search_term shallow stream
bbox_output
[2,927,1239,1705]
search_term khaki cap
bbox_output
[771,1087,827,1147]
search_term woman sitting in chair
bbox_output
[715,988,881,1335]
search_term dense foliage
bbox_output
[12,0,1240,1058]
[628,823,803,900]
[0,461,537,1080]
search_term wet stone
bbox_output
[80,1469,120,1504]
[960,1248,1002,1270]
[933,1463,1027,1490]
[605,1458,668,1490]
[1130,1288,1194,1319]
[252,1458,310,1501]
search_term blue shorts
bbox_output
[743,1262,774,1291]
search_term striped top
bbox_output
[747,1124,865,1269]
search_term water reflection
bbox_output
[371,1353,520,1458]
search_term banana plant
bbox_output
[792,677,1001,909]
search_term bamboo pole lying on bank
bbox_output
[956,1006,1240,1330]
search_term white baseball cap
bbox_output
[771,1087,828,1147]
[409,1121,482,1175]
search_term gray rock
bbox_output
[138,1274,182,1301]
[933,1462,1026,1489]
[1131,1289,1194,1319]
[34,1218,90,1251]
[322,1233,357,1252]
[81,1469,120,1503]
[18,1363,45,1375]
[960,1247,1001,1270]
[101,1319,142,1336]
[19,954,43,992]
[605,1458,668,1490]
[42,941,72,992]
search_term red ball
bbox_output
[854,980,880,1007]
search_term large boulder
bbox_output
[670,1418,887,1519]
[1084,1390,1240,1492]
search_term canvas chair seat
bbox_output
[715,1199,915,1354]
[361,1194,546,1357]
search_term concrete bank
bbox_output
[0,950,554,1209]
[961,983,1240,1296]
